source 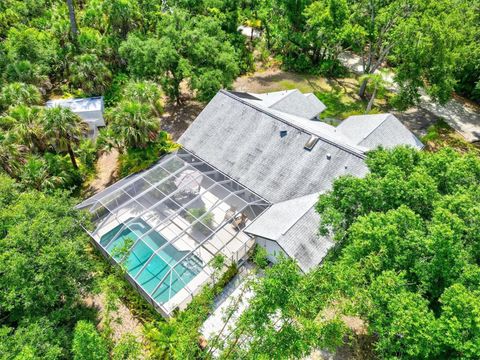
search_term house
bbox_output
[45,96,105,138]
[77,89,422,317]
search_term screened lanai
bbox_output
[77,149,269,317]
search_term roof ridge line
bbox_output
[244,193,320,239]
[220,90,366,159]
[266,89,297,108]
[360,114,391,142]
[280,203,316,236]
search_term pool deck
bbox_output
[91,183,258,316]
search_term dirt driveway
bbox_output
[233,67,358,98]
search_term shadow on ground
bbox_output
[161,99,205,141]
[393,108,440,138]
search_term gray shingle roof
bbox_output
[268,89,326,119]
[245,193,334,273]
[245,193,319,241]
[337,114,423,150]
[240,89,326,119]
[277,206,335,272]
[305,93,327,116]
[178,90,369,203]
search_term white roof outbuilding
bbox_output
[46,97,105,128]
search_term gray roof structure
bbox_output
[244,193,334,272]
[178,90,423,272]
[80,88,424,290]
[337,114,423,150]
[179,90,369,204]
[245,193,319,241]
[276,207,334,272]
[242,89,327,119]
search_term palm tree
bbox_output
[42,107,88,169]
[0,82,42,109]
[107,101,160,151]
[19,156,65,191]
[122,80,164,117]
[69,54,112,95]
[0,132,25,179]
[359,73,388,112]
[3,105,48,153]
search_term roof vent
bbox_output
[326,153,331,160]
[304,135,319,150]
[280,130,288,138]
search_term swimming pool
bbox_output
[100,219,202,304]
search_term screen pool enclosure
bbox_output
[77,149,269,317]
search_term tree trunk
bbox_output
[1,163,16,179]
[66,0,78,42]
[359,78,368,98]
[67,141,78,169]
[33,137,47,155]
[366,86,377,112]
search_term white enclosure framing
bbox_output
[77,149,269,317]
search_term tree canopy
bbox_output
[120,9,240,103]
[0,175,94,358]
[216,147,480,359]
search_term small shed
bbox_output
[45,97,105,138]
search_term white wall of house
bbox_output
[255,236,286,264]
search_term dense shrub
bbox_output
[117,132,178,178]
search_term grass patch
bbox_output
[422,119,480,155]
[276,79,317,94]
[315,91,371,120]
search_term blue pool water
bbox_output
[100,219,202,304]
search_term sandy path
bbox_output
[233,67,351,95]
[84,293,145,344]
[83,149,119,197]
[160,100,204,141]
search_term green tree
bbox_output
[105,100,159,151]
[0,82,42,109]
[0,131,24,178]
[0,180,92,321]
[112,334,142,360]
[72,321,109,360]
[222,147,480,359]
[358,73,388,112]
[313,147,480,359]
[42,106,88,169]
[4,26,58,75]
[5,60,49,87]
[391,0,476,105]
[1,104,47,153]
[302,0,359,74]
[436,284,480,359]
[348,0,472,105]
[69,53,112,95]
[122,80,163,117]
[66,0,79,42]
[119,10,239,103]
[18,155,66,192]
[0,318,66,360]
[361,271,437,359]
[102,0,141,40]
